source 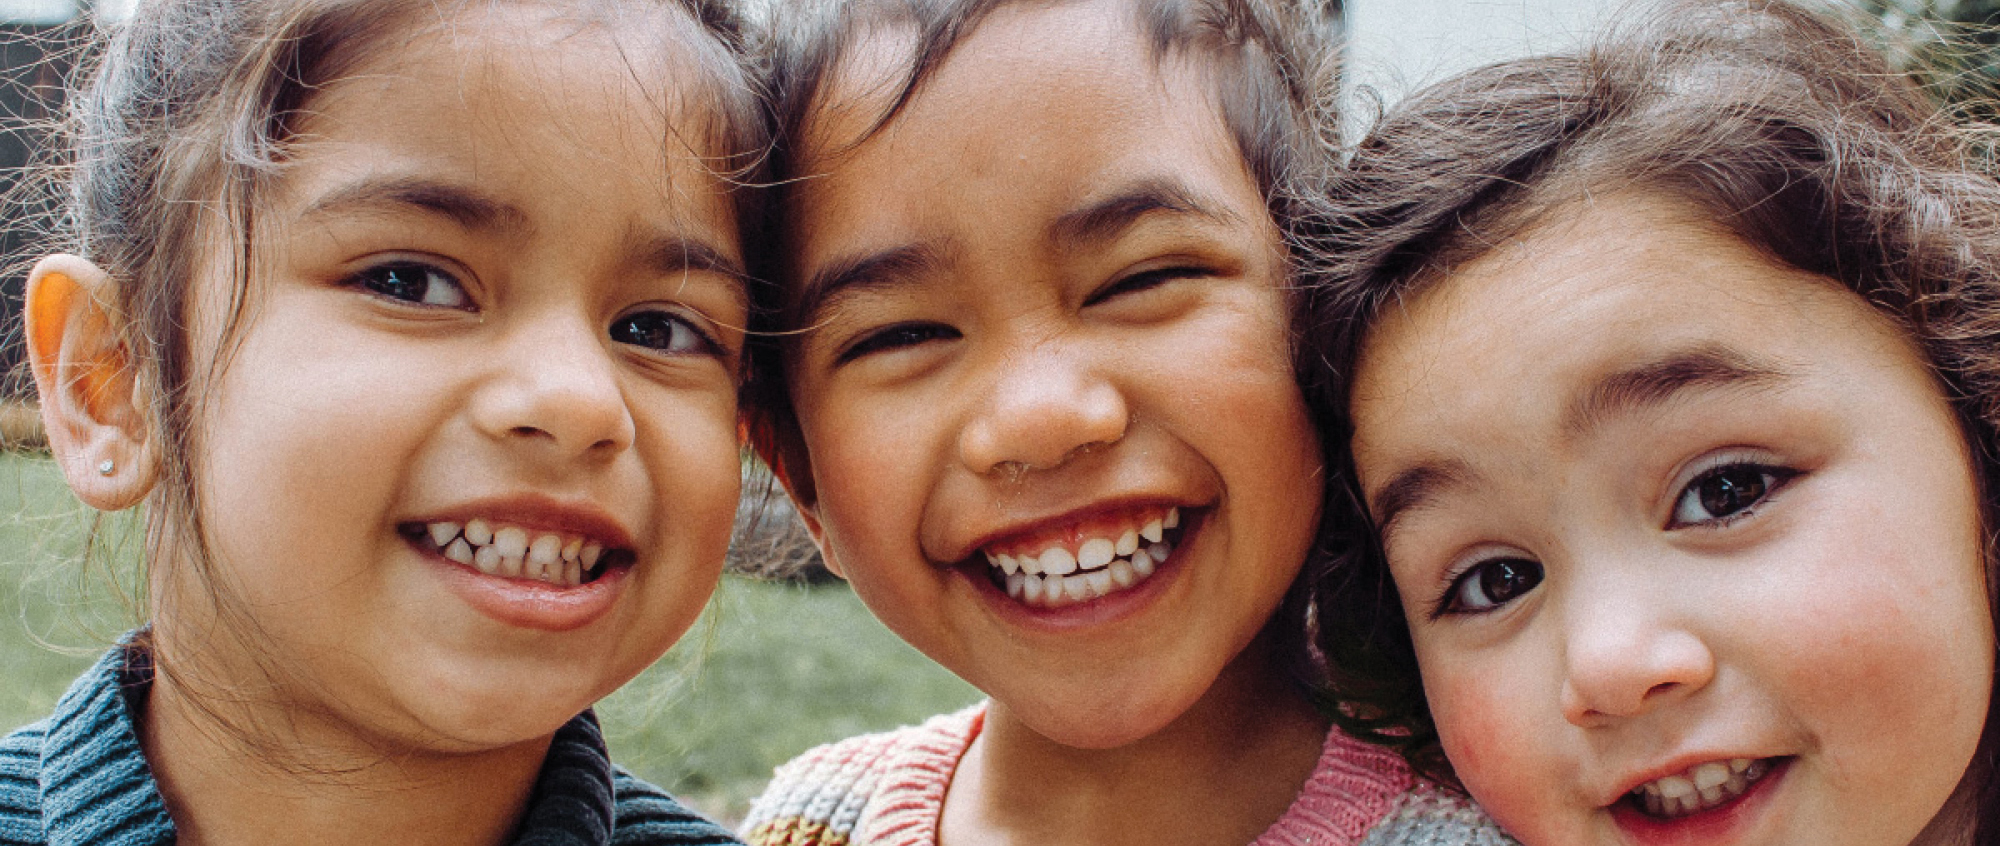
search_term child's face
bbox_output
[782,0,1321,748]
[1349,194,1992,845]
[176,6,744,749]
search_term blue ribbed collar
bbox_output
[37,636,617,846]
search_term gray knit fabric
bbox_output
[0,638,739,846]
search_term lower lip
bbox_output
[1610,758,1790,846]
[418,539,629,632]
[961,512,1199,631]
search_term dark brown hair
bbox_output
[1299,0,2000,831]
[45,0,765,757]
[736,0,1340,696]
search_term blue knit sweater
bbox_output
[0,640,741,846]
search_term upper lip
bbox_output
[1599,750,1775,807]
[407,494,637,552]
[943,496,1189,562]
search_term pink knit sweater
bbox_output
[741,705,1515,846]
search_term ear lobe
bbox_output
[27,254,158,510]
[791,500,847,580]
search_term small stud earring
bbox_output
[97,459,114,476]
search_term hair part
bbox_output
[1300,1,2000,829]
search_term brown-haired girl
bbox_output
[736,1,1511,845]
[0,1,764,843]
[1306,1,1999,843]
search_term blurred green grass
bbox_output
[0,451,980,825]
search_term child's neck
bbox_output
[139,658,552,846]
[941,641,1330,846]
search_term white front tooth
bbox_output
[497,551,524,578]
[1023,574,1046,604]
[1697,784,1722,805]
[1062,574,1090,602]
[1130,549,1155,576]
[474,544,501,574]
[1084,570,1112,596]
[999,554,1020,575]
[1078,538,1114,570]
[1656,775,1695,800]
[1040,547,1078,576]
[1692,762,1730,790]
[1728,758,1751,774]
[494,526,529,559]
[445,538,474,565]
[1116,530,1138,556]
[465,519,494,545]
[1020,551,1043,575]
[1006,572,1026,599]
[428,521,461,547]
[1108,559,1136,588]
[529,533,563,567]
[1141,519,1164,543]
[1163,507,1180,529]
[1147,541,1171,562]
[562,536,583,563]
[582,543,603,569]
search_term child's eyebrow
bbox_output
[1563,346,1792,439]
[796,241,950,320]
[301,176,532,234]
[1048,178,1240,252]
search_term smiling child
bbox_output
[0,1,763,843]
[738,1,1511,845]
[1305,2,2000,844]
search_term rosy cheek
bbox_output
[1427,664,1548,828]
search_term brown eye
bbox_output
[610,310,717,356]
[1443,557,1544,615]
[1670,463,1797,528]
[353,262,469,309]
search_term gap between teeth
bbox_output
[424,519,605,587]
[1632,758,1770,819]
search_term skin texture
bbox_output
[781,2,1330,844]
[1349,194,1992,846]
[28,6,744,845]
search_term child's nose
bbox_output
[1558,587,1715,727]
[471,314,635,460]
[957,344,1127,478]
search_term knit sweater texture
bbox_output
[0,639,741,846]
[742,706,1517,846]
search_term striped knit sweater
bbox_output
[0,639,741,846]
[742,706,1518,846]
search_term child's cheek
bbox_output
[1426,657,1553,833]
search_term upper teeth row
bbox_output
[425,519,605,586]
[1632,758,1768,819]
[985,507,1180,576]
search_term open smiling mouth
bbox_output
[1626,757,1781,819]
[981,507,1185,608]
[399,519,634,588]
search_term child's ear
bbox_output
[790,499,847,580]
[26,254,158,510]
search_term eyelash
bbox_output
[347,260,472,310]
[1083,264,1211,306]
[1667,459,1801,530]
[346,260,726,358]
[1430,553,1545,620]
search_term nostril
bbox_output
[1645,681,1680,700]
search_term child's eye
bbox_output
[352,261,470,309]
[1668,462,1799,528]
[837,322,959,364]
[610,310,720,356]
[1085,265,1208,306]
[1436,556,1544,618]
